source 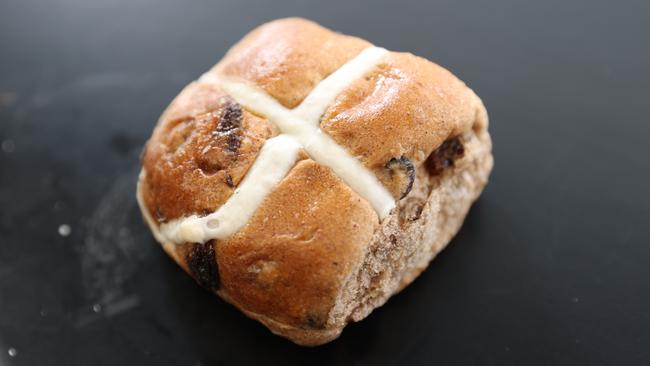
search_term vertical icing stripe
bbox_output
[301,130,394,218]
[293,47,388,124]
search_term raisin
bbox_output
[225,174,234,187]
[212,97,243,154]
[224,131,241,153]
[186,241,220,291]
[426,137,465,175]
[386,156,415,199]
[216,97,242,133]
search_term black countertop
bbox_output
[1,0,649,365]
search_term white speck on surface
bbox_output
[92,304,102,313]
[572,297,579,303]
[8,347,17,357]
[40,308,48,317]
[2,139,15,153]
[58,224,71,237]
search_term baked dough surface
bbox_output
[138,17,493,345]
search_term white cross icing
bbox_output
[143,47,395,245]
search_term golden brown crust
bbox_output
[136,123,492,346]
[321,52,481,198]
[137,17,493,346]
[212,17,371,108]
[141,82,275,221]
[218,159,377,329]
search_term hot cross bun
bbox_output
[137,17,493,345]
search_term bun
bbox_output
[137,17,493,345]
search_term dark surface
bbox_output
[1,0,649,365]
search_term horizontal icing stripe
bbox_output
[152,135,302,244]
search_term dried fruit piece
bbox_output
[197,99,246,174]
[426,137,464,175]
[225,174,234,187]
[186,241,220,291]
[216,97,243,133]
[214,97,243,153]
[386,156,415,199]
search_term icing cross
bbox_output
[142,47,395,244]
